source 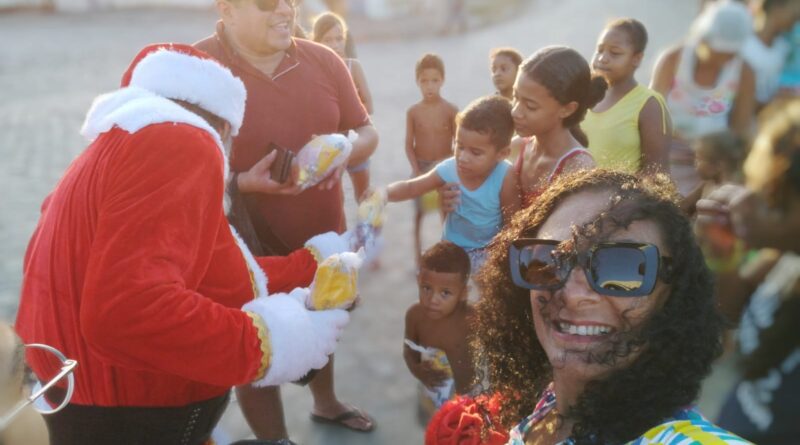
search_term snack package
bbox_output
[307,250,364,310]
[353,189,387,259]
[296,130,357,190]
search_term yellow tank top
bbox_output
[583,84,667,173]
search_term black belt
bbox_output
[44,392,230,445]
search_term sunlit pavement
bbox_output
[0,2,734,443]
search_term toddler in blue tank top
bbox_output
[385,96,521,274]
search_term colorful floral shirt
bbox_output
[507,384,751,444]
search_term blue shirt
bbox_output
[435,157,511,250]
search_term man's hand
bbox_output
[238,150,302,195]
[439,182,461,214]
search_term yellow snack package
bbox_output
[308,251,364,310]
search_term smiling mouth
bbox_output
[555,321,614,337]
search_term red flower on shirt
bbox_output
[425,393,509,445]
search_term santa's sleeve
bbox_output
[250,229,351,294]
[80,124,268,387]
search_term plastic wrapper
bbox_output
[296,130,356,190]
[307,250,364,310]
[352,189,387,263]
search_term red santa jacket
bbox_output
[15,91,317,407]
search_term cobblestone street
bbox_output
[0,2,710,443]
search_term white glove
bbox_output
[305,231,353,261]
[243,288,350,387]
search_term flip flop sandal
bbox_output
[309,409,375,433]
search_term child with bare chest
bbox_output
[406,54,459,262]
[403,242,475,416]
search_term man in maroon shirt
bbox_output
[195,0,379,438]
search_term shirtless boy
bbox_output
[405,53,459,263]
[403,241,474,415]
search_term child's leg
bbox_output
[347,162,370,203]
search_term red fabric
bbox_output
[425,394,509,445]
[515,139,592,208]
[15,123,315,407]
[195,24,370,249]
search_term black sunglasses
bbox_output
[509,238,673,297]
[253,0,300,12]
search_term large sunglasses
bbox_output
[253,0,300,12]
[509,238,673,297]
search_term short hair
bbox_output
[490,47,523,67]
[416,53,445,80]
[456,95,515,151]
[694,131,746,171]
[420,241,471,281]
[312,12,347,42]
[607,18,649,53]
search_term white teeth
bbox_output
[558,322,611,336]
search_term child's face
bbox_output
[512,75,577,137]
[591,27,642,85]
[694,149,721,181]
[320,24,346,58]
[454,127,508,181]
[491,54,518,94]
[417,68,444,100]
[418,269,467,320]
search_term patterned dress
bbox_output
[507,384,751,444]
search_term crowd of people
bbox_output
[5,0,800,444]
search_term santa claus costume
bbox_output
[14,43,352,445]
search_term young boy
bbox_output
[489,47,523,100]
[406,53,459,264]
[389,95,520,275]
[403,241,473,415]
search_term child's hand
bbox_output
[439,182,461,213]
[416,361,449,389]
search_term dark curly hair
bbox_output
[457,95,515,151]
[471,169,724,444]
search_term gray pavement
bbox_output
[1,1,732,444]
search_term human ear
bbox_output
[497,145,511,160]
[632,51,644,69]
[560,101,579,120]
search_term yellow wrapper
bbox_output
[309,252,363,310]
[429,350,453,377]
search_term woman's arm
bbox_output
[638,96,671,174]
[729,62,756,138]
[387,168,445,202]
[650,46,681,97]
[350,60,374,115]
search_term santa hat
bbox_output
[120,43,246,135]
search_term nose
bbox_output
[511,101,523,119]
[558,266,602,309]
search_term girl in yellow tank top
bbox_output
[584,19,671,174]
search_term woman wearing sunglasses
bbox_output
[470,169,749,444]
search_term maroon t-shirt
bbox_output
[196,23,370,250]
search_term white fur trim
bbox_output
[229,224,269,300]
[80,87,229,183]
[304,231,350,261]
[129,49,246,135]
[243,289,349,386]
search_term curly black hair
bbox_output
[471,169,725,444]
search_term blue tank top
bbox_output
[435,157,511,250]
